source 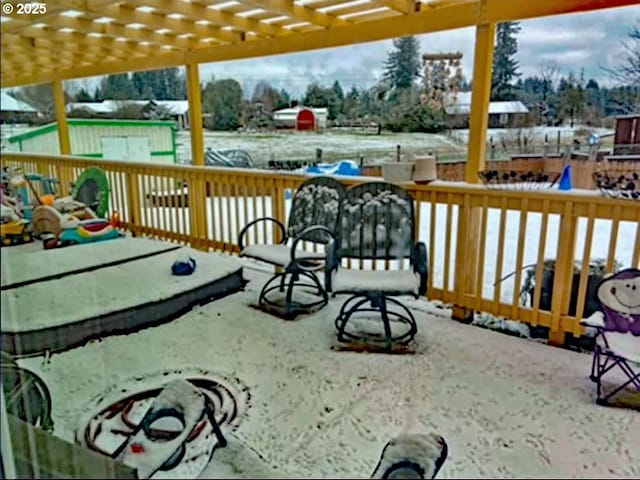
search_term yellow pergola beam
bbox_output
[377,0,418,14]
[1,0,636,87]
[7,15,215,50]
[466,22,495,183]
[52,79,71,155]
[240,0,349,28]
[97,4,242,43]
[127,0,281,37]
[186,63,204,166]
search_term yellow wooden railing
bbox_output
[3,152,639,341]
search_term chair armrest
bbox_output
[290,225,334,272]
[580,311,605,329]
[237,217,286,251]
[324,240,340,292]
[412,242,428,296]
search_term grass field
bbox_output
[176,130,465,166]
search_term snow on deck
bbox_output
[17,268,640,479]
[1,237,181,288]
[1,246,240,332]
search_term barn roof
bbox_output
[1,91,38,112]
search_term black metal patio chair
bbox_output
[238,176,345,319]
[325,182,428,350]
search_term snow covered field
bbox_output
[176,130,461,166]
[17,267,640,478]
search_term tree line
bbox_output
[11,20,639,132]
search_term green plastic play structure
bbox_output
[71,167,110,218]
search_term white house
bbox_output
[66,99,191,129]
[444,92,530,128]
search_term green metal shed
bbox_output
[8,119,177,164]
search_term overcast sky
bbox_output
[195,4,640,98]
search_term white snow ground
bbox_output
[16,265,640,479]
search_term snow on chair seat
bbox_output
[241,243,325,268]
[332,269,421,296]
[579,268,640,406]
[238,176,345,319]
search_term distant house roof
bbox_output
[66,99,189,115]
[1,91,37,113]
[444,91,529,115]
[8,118,176,144]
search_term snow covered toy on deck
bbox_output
[35,205,122,249]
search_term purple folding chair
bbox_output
[579,268,640,406]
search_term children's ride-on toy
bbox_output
[1,205,33,246]
[35,206,122,249]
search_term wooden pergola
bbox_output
[1,0,636,172]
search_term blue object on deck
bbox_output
[286,161,360,199]
[172,256,197,276]
[306,160,360,177]
[559,164,572,191]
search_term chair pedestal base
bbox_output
[334,293,417,351]
[258,270,327,320]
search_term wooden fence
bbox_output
[3,152,639,342]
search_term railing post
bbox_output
[187,175,208,251]
[452,195,481,322]
[186,63,204,167]
[548,201,578,346]
[126,171,141,231]
[270,178,287,244]
[452,22,495,322]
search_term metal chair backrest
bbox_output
[287,176,345,244]
[337,182,415,260]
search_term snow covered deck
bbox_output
[1,239,244,356]
[16,267,640,479]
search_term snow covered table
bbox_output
[2,245,244,356]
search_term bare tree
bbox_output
[540,60,560,93]
[604,21,640,85]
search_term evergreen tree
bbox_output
[277,88,291,109]
[491,22,521,101]
[382,36,421,91]
[331,80,344,116]
[99,73,136,100]
[75,88,94,102]
[202,78,243,131]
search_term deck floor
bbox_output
[16,266,640,479]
